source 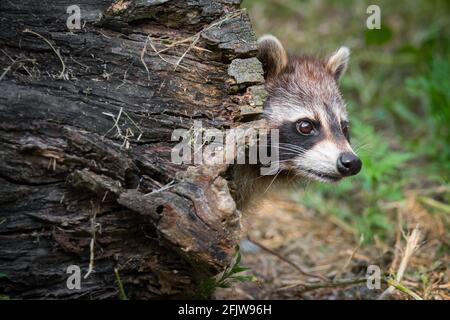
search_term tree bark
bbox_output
[0,0,265,299]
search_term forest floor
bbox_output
[215,191,449,300]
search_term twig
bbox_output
[114,268,128,300]
[155,38,212,54]
[386,278,423,300]
[142,10,243,92]
[409,185,450,195]
[0,65,12,81]
[173,34,200,71]
[103,107,124,139]
[22,28,66,79]
[145,180,176,196]
[163,43,212,54]
[116,65,130,90]
[418,196,450,214]
[155,37,193,54]
[140,36,151,81]
[378,225,422,300]
[84,203,100,279]
[156,10,243,72]
[247,236,327,281]
[146,36,190,71]
[292,277,423,298]
[103,107,143,147]
[0,50,37,81]
[172,10,242,70]
[102,191,109,203]
[70,55,90,71]
[122,110,144,135]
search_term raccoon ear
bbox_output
[325,46,350,81]
[257,34,288,79]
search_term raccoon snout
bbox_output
[337,152,362,176]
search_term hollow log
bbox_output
[0,0,265,299]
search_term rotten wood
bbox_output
[0,0,265,299]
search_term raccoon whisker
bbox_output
[261,161,292,173]
[276,143,333,157]
[252,158,296,179]
[275,146,307,153]
[352,135,373,149]
[352,140,371,148]
[302,179,313,193]
[258,144,307,155]
[354,147,371,154]
[277,142,308,148]
[278,143,351,163]
[276,143,326,156]
[267,159,295,166]
[356,143,371,149]
[251,167,282,181]
[259,143,306,151]
[291,146,332,160]
[267,144,308,153]
[277,143,309,151]
[263,169,282,194]
[354,143,372,153]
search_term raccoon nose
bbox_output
[337,152,362,176]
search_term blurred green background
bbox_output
[243,0,450,243]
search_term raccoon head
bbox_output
[258,34,362,182]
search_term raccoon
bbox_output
[231,34,362,211]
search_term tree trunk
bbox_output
[0,0,265,299]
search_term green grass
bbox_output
[243,0,450,242]
[200,246,257,299]
[114,268,128,300]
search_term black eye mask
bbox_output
[274,121,324,161]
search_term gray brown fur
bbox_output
[231,35,359,212]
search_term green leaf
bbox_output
[230,266,249,274]
[198,245,256,299]
[234,246,242,265]
[218,281,232,289]
[231,275,257,282]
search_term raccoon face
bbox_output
[258,34,361,182]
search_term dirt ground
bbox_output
[215,191,449,300]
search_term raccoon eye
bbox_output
[342,122,350,140]
[296,120,315,135]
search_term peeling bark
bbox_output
[0,0,265,299]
